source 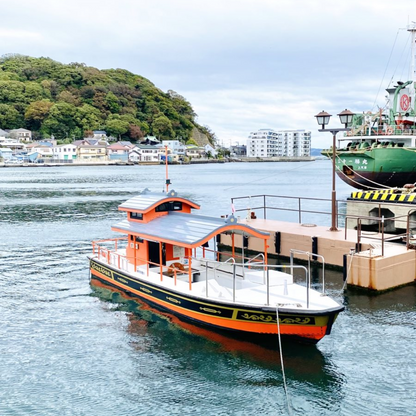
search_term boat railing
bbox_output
[244,253,265,281]
[289,249,325,296]
[92,240,315,307]
[195,256,310,307]
[342,126,416,138]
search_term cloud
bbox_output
[1,0,416,149]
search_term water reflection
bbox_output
[90,280,345,393]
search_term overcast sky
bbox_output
[2,0,416,147]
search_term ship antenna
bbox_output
[165,145,171,193]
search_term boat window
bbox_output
[156,201,183,212]
[130,212,143,220]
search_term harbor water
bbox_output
[0,161,415,415]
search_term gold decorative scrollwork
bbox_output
[200,307,221,314]
[240,313,312,325]
[166,296,181,304]
[279,317,311,325]
[240,313,276,323]
[140,287,152,294]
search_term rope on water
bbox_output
[276,306,294,416]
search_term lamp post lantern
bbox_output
[315,109,355,231]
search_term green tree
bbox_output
[24,99,53,130]
[41,102,78,139]
[152,114,174,138]
[105,115,129,137]
[0,104,23,128]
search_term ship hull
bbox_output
[90,258,343,344]
[324,146,416,189]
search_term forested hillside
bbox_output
[0,54,215,143]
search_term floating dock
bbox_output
[220,218,416,291]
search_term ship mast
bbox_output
[409,22,416,82]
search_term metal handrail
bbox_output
[289,249,325,295]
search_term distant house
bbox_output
[9,128,32,142]
[25,143,53,159]
[0,147,13,161]
[186,145,204,159]
[0,129,9,138]
[107,142,130,162]
[162,140,186,154]
[204,144,217,157]
[74,138,108,146]
[141,136,161,146]
[77,145,108,161]
[230,144,247,156]
[129,144,160,163]
[52,144,77,161]
[93,130,107,139]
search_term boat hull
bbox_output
[325,147,416,189]
[89,258,343,344]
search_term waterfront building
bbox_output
[107,143,130,162]
[25,143,54,159]
[247,129,278,157]
[162,140,187,154]
[230,144,247,157]
[0,147,13,161]
[204,143,218,157]
[76,145,108,162]
[130,144,160,163]
[9,128,32,142]
[247,129,311,157]
[52,144,78,161]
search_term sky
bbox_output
[2,0,416,148]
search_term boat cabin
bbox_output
[109,189,270,289]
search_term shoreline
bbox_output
[0,156,315,168]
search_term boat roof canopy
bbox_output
[112,212,270,248]
[118,189,200,213]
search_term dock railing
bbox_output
[231,194,416,255]
[230,194,347,227]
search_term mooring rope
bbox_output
[275,306,294,416]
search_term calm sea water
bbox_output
[0,161,415,416]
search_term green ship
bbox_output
[323,23,416,190]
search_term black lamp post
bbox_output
[314,109,355,231]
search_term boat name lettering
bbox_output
[117,277,129,284]
[200,307,221,314]
[166,296,181,304]
[140,287,152,294]
[91,263,112,278]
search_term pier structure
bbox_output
[222,194,416,291]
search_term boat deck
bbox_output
[96,250,339,311]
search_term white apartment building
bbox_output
[247,129,311,157]
[247,129,279,157]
